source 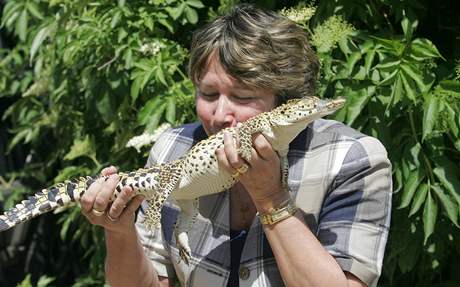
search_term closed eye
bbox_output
[199,91,219,99]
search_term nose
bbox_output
[213,95,235,129]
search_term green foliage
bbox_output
[1,0,459,286]
[307,1,460,285]
[16,274,55,287]
[0,0,202,285]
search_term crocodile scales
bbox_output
[0,96,345,263]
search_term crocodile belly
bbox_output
[172,167,236,200]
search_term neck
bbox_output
[230,184,257,231]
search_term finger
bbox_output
[93,174,119,213]
[108,186,134,219]
[215,147,233,172]
[119,195,145,220]
[80,177,106,213]
[253,134,276,160]
[101,165,118,177]
[126,195,145,213]
[223,131,243,169]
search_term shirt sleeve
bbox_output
[317,136,392,287]
[136,201,176,278]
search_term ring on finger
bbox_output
[107,213,118,222]
[92,208,105,217]
[232,171,240,178]
[236,163,249,174]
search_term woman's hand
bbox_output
[80,166,144,235]
[215,131,290,213]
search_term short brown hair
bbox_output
[188,4,319,105]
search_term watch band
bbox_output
[259,199,298,225]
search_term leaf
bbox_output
[401,63,432,93]
[409,142,421,166]
[433,161,460,208]
[134,60,154,71]
[364,47,376,75]
[64,136,95,161]
[166,3,185,20]
[17,274,32,287]
[146,102,167,133]
[158,18,174,33]
[378,69,398,86]
[156,66,167,86]
[1,2,21,27]
[144,16,154,31]
[431,185,459,226]
[443,102,459,137]
[26,2,44,20]
[16,9,28,41]
[165,96,176,123]
[187,0,205,8]
[411,38,444,60]
[37,275,55,287]
[399,168,424,209]
[422,94,439,141]
[130,76,142,103]
[400,72,417,102]
[117,27,128,43]
[389,73,403,106]
[439,80,460,94]
[375,59,401,70]
[184,6,198,24]
[345,52,362,76]
[96,92,116,124]
[409,183,428,216]
[423,190,437,244]
[393,166,403,194]
[138,97,163,125]
[6,129,28,153]
[401,17,413,42]
[111,10,121,28]
[30,25,51,62]
[346,88,373,125]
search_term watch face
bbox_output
[272,210,290,221]
[260,202,297,225]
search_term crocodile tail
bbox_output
[0,176,95,232]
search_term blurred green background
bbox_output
[0,0,459,286]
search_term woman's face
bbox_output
[195,57,276,136]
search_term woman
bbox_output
[80,4,392,287]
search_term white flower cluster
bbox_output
[311,15,356,53]
[139,41,166,56]
[280,4,316,24]
[126,122,172,153]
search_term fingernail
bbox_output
[110,174,119,180]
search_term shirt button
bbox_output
[239,265,250,280]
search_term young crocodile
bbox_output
[0,96,345,263]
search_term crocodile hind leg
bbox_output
[174,198,199,265]
[141,161,182,230]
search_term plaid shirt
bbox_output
[135,119,392,287]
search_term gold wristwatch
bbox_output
[259,199,298,225]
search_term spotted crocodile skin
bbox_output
[0,96,345,263]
